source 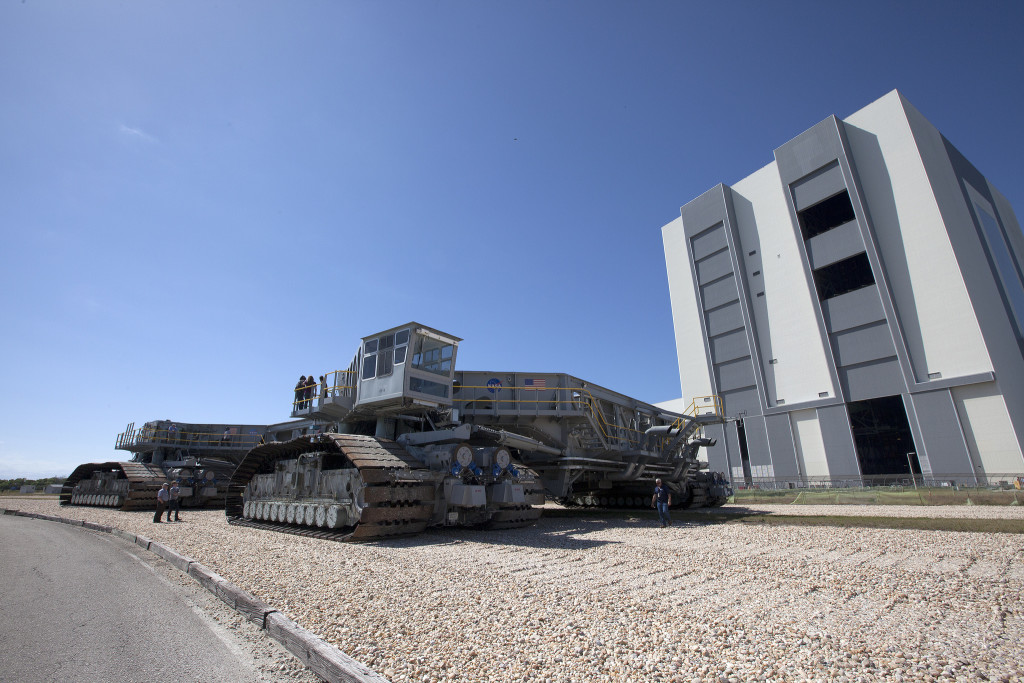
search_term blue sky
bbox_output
[1,1,1022,478]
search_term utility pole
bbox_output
[906,452,918,490]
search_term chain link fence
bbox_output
[731,473,1024,505]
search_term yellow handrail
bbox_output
[291,370,358,411]
[685,395,723,417]
[666,395,723,437]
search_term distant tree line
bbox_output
[2,477,66,490]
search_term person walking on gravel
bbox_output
[652,478,672,527]
[154,483,170,523]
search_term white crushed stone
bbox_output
[6,498,1023,683]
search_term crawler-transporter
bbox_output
[232,323,730,541]
[60,422,262,510]
[65,323,731,541]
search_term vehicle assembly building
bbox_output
[662,89,1024,487]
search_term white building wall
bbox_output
[790,409,828,477]
[845,91,992,382]
[730,164,835,405]
[662,216,714,406]
[952,383,1024,474]
[654,397,690,414]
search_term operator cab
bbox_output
[355,323,462,412]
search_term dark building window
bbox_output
[972,198,1024,341]
[848,396,918,477]
[736,420,752,486]
[798,191,856,240]
[813,252,875,300]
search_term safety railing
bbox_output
[686,395,724,417]
[666,395,724,440]
[116,426,263,450]
[291,370,357,413]
[453,384,684,452]
[115,422,137,449]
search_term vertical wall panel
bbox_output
[817,404,862,477]
[904,390,971,475]
[765,413,800,478]
[701,423,730,480]
[742,416,772,471]
[690,222,759,421]
[790,409,828,477]
[952,383,1024,475]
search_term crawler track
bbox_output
[485,506,544,529]
[60,461,172,511]
[226,433,437,542]
[486,477,545,529]
[561,485,728,510]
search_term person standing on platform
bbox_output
[294,376,306,412]
[154,483,170,523]
[304,374,316,409]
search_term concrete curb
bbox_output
[149,540,195,573]
[267,612,388,683]
[1,508,389,683]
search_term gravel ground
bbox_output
[4,498,1023,683]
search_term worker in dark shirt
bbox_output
[154,483,170,523]
[294,376,306,411]
[303,374,316,408]
[168,480,181,521]
[651,478,672,527]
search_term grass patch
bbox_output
[733,488,1022,506]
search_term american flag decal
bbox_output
[523,378,547,390]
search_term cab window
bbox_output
[411,337,454,376]
[363,331,411,379]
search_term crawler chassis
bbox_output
[61,421,264,511]
[226,322,731,542]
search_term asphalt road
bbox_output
[0,514,313,683]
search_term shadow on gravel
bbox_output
[366,516,636,550]
[543,505,768,524]
[684,505,769,516]
[533,505,1024,533]
[363,512,731,550]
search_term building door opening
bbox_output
[847,395,919,477]
[736,419,752,486]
